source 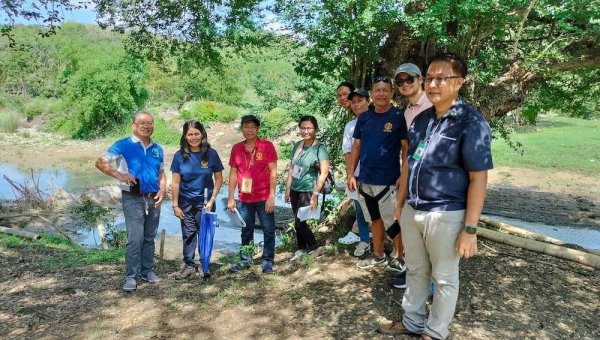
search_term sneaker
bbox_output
[338,231,360,245]
[229,261,251,273]
[385,257,407,273]
[289,250,306,262]
[353,241,371,257]
[175,266,196,280]
[262,262,273,273]
[356,254,387,269]
[141,272,162,283]
[122,278,137,292]
[391,272,407,289]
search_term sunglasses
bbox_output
[373,76,391,84]
[395,75,416,86]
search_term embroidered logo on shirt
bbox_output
[201,160,209,168]
[384,122,393,132]
[152,148,160,158]
[256,152,264,160]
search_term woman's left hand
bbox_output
[309,194,318,210]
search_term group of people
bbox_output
[95,51,493,340]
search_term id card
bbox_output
[292,164,302,179]
[413,141,427,161]
[241,178,253,194]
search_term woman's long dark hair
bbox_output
[180,120,211,161]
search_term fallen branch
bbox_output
[37,215,75,245]
[476,227,600,270]
[480,216,600,256]
[0,226,41,241]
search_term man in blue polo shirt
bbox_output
[95,111,167,292]
[347,77,408,273]
[378,53,493,339]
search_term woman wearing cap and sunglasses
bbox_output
[285,115,330,261]
[170,120,224,280]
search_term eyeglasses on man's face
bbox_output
[134,121,154,127]
[395,75,416,86]
[424,75,462,85]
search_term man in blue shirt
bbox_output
[347,77,409,273]
[378,53,493,340]
[96,111,167,292]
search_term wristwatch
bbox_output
[463,225,477,234]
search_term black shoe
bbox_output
[391,272,407,289]
[229,262,251,273]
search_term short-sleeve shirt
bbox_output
[289,141,329,192]
[406,101,493,211]
[102,135,164,194]
[229,138,278,203]
[405,92,433,129]
[170,149,224,203]
[353,106,407,185]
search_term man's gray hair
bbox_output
[133,110,154,122]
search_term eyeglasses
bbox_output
[395,75,416,86]
[300,127,315,131]
[134,121,154,127]
[373,76,391,84]
[424,76,462,85]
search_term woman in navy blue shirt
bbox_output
[171,120,224,280]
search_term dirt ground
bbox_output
[1,123,599,340]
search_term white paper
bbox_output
[227,208,246,228]
[297,206,321,222]
[345,187,359,200]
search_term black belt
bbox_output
[122,190,157,197]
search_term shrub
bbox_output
[150,118,182,146]
[0,109,22,133]
[214,104,241,123]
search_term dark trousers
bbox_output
[289,190,318,251]
[179,200,215,267]
[237,200,275,265]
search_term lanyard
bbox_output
[244,140,259,169]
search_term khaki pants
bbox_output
[401,205,465,340]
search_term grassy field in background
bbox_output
[492,115,599,177]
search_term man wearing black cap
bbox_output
[227,115,278,273]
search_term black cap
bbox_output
[347,88,370,101]
[240,114,260,126]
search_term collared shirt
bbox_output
[102,135,164,194]
[353,106,407,185]
[405,92,433,129]
[342,118,360,176]
[229,138,278,203]
[171,149,224,203]
[406,101,493,211]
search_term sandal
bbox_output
[338,231,360,244]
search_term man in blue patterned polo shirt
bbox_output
[95,111,167,292]
[378,53,493,339]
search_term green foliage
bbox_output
[0,234,23,248]
[70,199,114,231]
[180,101,241,124]
[42,248,126,268]
[0,109,21,133]
[23,97,66,120]
[64,55,149,139]
[105,224,127,249]
[149,118,182,146]
[278,141,294,160]
[240,241,256,259]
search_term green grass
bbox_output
[492,116,600,177]
[0,233,125,268]
[0,109,22,133]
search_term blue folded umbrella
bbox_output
[198,208,218,277]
